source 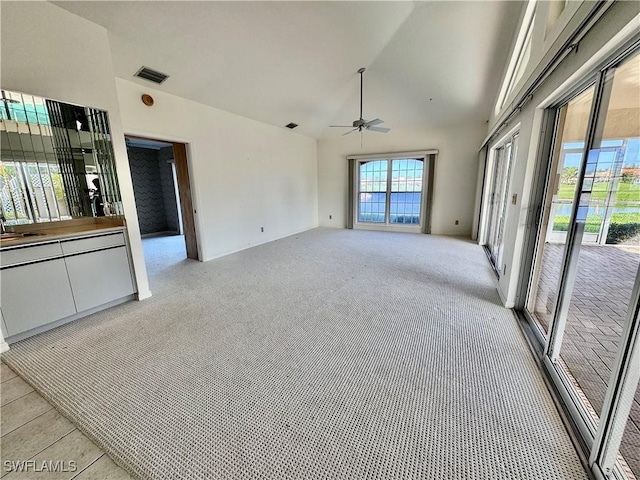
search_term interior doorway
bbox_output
[125,135,199,261]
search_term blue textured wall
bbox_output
[127,146,179,235]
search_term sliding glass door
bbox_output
[522,48,640,479]
[485,133,518,272]
[528,86,595,333]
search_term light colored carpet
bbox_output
[2,228,587,479]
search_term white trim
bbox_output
[0,341,9,353]
[478,147,497,246]
[537,13,640,110]
[353,224,421,234]
[495,0,538,115]
[200,224,319,262]
[352,153,431,232]
[497,282,514,308]
[347,150,438,161]
[137,290,153,300]
[479,124,521,248]
[485,1,617,149]
[492,123,522,150]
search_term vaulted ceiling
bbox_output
[54,1,524,139]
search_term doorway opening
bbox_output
[125,135,199,268]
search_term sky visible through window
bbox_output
[560,138,639,168]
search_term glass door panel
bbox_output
[557,52,640,431]
[549,146,585,242]
[495,135,518,268]
[526,86,595,333]
[486,146,504,261]
[485,135,517,271]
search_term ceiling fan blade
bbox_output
[329,125,355,128]
[342,128,359,136]
[365,118,384,127]
[367,126,390,133]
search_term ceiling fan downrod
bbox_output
[327,66,390,137]
[358,67,365,123]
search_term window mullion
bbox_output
[386,159,392,225]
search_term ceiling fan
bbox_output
[330,67,390,136]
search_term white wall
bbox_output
[116,79,318,261]
[318,122,487,236]
[0,2,151,302]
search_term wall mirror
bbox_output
[0,89,123,225]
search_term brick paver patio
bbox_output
[533,242,640,477]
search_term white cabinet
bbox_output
[0,229,136,342]
[1,258,77,336]
[60,233,126,255]
[64,246,134,313]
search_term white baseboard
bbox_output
[137,290,153,301]
[497,285,515,308]
[202,225,319,262]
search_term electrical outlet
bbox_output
[455,220,459,225]
[260,227,264,233]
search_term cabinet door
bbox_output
[65,247,134,313]
[1,259,77,336]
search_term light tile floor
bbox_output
[1,361,133,479]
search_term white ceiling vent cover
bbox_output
[134,66,169,84]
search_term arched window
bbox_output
[349,152,436,233]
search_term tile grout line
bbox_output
[1,362,18,382]
[69,453,106,480]
[1,427,79,475]
[0,404,55,438]
[25,428,78,462]
[0,389,36,409]
[1,366,135,479]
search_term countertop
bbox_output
[1,224,126,249]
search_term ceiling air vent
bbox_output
[134,66,169,84]
[285,123,298,129]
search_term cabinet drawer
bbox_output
[1,242,63,268]
[61,232,125,255]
